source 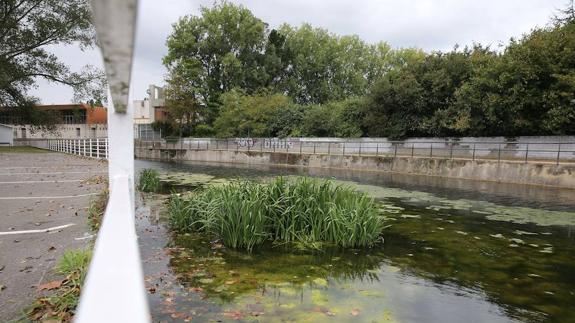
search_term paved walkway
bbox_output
[0,151,107,321]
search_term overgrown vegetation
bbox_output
[27,249,92,322]
[138,169,161,193]
[168,177,383,251]
[87,188,108,231]
[162,1,575,138]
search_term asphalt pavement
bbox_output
[0,151,107,321]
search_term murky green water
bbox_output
[136,160,575,322]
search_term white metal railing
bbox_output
[139,138,575,164]
[47,138,109,159]
[75,0,149,322]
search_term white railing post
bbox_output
[76,0,147,322]
[96,139,100,159]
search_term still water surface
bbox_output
[136,159,575,323]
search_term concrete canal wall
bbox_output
[135,146,575,189]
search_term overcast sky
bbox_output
[30,0,565,105]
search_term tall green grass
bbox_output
[138,168,161,192]
[168,177,383,251]
[27,249,92,321]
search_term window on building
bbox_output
[76,128,81,137]
[91,127,97,138]
[21,127,26,138]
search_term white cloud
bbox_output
[30,0,565,104]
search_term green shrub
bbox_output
[169,177,383,250]
[138,169,161,192]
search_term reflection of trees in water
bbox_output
[381,219,575,323]
[167,234,385,302]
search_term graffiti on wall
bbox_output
[235,137,256,148]
[264,138,294,149]
[234,138,296,149]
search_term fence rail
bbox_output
[138,138,575,165]
[48,138,109,159]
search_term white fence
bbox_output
[48,138,109,159]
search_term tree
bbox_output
[213,89,292,137]
[0,0,106,124]
[276,24,400,104]
[363,70,425,138]
[451,15,575,136]
[266,103,305,138]
[163,1,270,119]
[164,71,203,136]
[299,98,365,137]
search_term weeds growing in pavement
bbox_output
[27,249,92,322]
[87,188,108,231]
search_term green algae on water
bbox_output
[331,179,575,227]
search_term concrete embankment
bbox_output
[135,147,575,189]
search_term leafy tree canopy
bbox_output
[165,0,575,139]
[0,0,107,125]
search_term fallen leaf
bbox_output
[147,287,156,294]
[170,312,188,319]
[351,308,361,316]
[38,280,63,291]
[211,243,224,249]
[223,310,245,320]
[189,287,203,293]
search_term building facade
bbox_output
[132,84,167,124]
[1,104,108,139]
[0,124,13,145]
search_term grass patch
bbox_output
[27,249,92,322]
[0,146,47,153]
[87,188,109,232]
[138,168,161,193]
[169,177,383,251]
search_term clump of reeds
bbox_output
[138,168,161,192]
[168,177,383,251]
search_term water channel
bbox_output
[135,159,575,323]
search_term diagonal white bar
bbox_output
[76,0,149,322]
[75,177,149,322]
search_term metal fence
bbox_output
[48,138,109,159]
[138,138,575,165]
